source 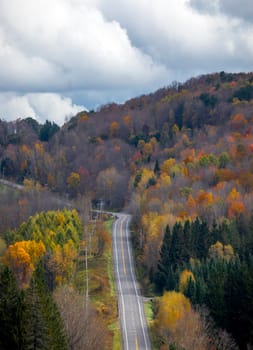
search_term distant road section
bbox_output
[0,178,24,190]
[113,213,152,350]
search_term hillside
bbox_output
[1,71,253,349]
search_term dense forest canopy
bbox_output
[1,71,253,349]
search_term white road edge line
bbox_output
[124,215,151,350]
[113,216,129,350]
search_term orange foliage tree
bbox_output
[2,240,46,288]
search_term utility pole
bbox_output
[99,198,104,220]
[79,196,91,310]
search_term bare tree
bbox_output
[54,286,109,350]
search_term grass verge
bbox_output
[74,217,121,350]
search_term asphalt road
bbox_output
[113,213,152,350]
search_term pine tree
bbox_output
[184,276,196,303]
[156,225,171,291]
[169,222,184,268]
[32,263,67,350]
[182,220,191,263]
[25,277,49,350]
[0,267,26,350]
[205,260,227,328]
[154,159,160,176]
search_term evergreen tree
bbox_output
[39,120,59,142]
[156,225,171,291]
[154,159,160,176]
[224,259,253,349]
[205,260,227,328]
[169,222,184,268]
[192,219,210,260]
[184,276,196,303]
[0,267,26,350]
[190,217,201,259]
[25,277,49,350]
[182,220,191,263]
[210,220,220,245]
[32,263,67,350]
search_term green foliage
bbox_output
[174,102,184,129]
[14,209,83,249]
[1,157,16,176]
[0,267,26,350]
[199,154,218,167]
[199,93,218,108]
[24,117,40,135]
[155,214,253,349]
[0,263,67,350]
[218,151,230,168]
[233,84,253,101]
[146,176,157,188]
[31,264,67,350]
[39,120,59,142]
[219,71,234,83]
[25,277,50,350]
[154,159,160,175]
[134,171,142,188]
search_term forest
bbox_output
[1,71,253,349]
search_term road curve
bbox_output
[113,213,152,350]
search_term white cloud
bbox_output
[0,93,85,125]
[0,0,167,92]
[98,0,253,74]
[0,0,253,124]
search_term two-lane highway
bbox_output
[113,213,152,350]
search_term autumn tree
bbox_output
[156,291,191,331]
[179,270,195,293]
[67,172,81,197]
[208,241,235,261]
[109,121,119,137]
[2,240,46,288]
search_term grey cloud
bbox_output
[189,0,253,22]
[100,0,253,74]
[220,0,253,22]
[188,0,219,14]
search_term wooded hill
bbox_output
[1,71,253,349]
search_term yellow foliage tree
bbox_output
[137,168,155,191]
[143,142,153,158]
[48,240,78,285]
[161,158,176,175]
[179,270,195,293]
[208,241,235,261]
[160,172,171,187]
[156,291,191,330]
[67,172,81,196]
[34,142,45,156]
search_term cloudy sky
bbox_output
[0,0,253,125]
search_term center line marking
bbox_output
[135,336,139,350]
